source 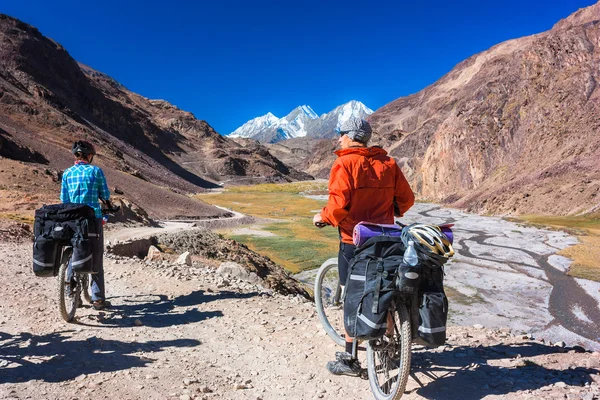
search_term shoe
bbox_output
[92,300,111,310]
[326,352,362,377]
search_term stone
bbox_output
[200,386,212,393]
[177,252,192,266]
[554,341,566,348]
[474,324,484,329]
[134,319,143,326]
[582,392,594,400]
[217,261,262,285]
[145,245,162,261]
[183,378,197,386]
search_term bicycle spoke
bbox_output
[367,301,412,400]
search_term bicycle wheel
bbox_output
[81,274,92,304]
[314,258,345,347]
[367,301,412,400]
[57,261,80,322]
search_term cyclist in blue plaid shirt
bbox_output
[61,140,116,310]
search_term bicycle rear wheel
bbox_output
[57,261,81,322]
[366,301,412,400]
[314,258,345,347]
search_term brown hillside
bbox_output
[368,2,600,216]
[0,14,311,219]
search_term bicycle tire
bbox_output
[366,301,412,400]
[57,261,79,322]
[81,274,91,304]
[314,258,345,347]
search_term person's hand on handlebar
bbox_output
[313,213,328,228]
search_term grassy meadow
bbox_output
[516,215,600,282]
[197,181,340,273]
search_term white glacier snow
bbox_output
[227,100,374,143]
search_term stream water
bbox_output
[297,201,600,350]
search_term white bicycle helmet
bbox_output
[402,223,455,261]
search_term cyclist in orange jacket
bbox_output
[313,117,414,376]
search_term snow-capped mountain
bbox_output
[308,100,374,139]
[228,101,373,143]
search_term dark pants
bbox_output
[67,218,105,301]
[338,242,356,286]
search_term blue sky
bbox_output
[2,0,596,134]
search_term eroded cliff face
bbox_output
[367,2,600,216]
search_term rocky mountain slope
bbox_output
[304,3,600,217]
[0,14,310,220]
[229,100,373,143]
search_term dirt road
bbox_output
[1,220,600,399]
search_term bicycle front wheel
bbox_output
[57,261,80,322]
[367,301,412,400]
[314,258,345,347]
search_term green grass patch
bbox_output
[511,215,600,282]
[225,181,327,195]
[230,233,332,273]
[197,188,339,273]
[445,286,486,306]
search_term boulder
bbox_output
[145,245,162,261]
[176,251,192,266]
[217,261,262,285]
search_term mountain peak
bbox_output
[340,100,374,115]
[298,105,318,119]
[228,101,374,143]
[553,2,600,31]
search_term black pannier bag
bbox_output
[32,236,60,277]
[32,203,97,277]
[414,263,448,347]
[344,236,406,340]
[70,235,95,273]
[417,292,448,346]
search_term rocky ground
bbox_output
[1,225,600,400]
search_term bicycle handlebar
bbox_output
[102,206,121,214]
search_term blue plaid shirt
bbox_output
[60,161,110,218]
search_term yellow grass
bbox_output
[0,213,35,225]
[516,215,600,282]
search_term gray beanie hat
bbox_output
[339,117,372,144]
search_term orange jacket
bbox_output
[321,146,415,244]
